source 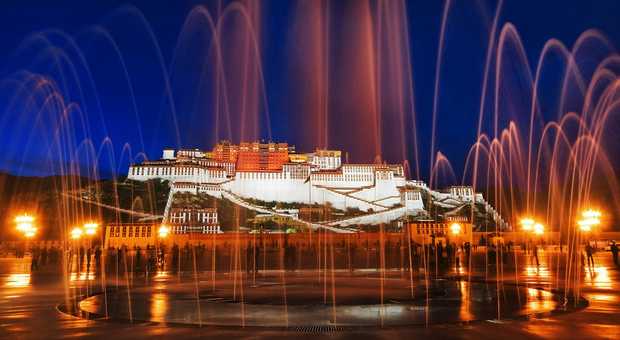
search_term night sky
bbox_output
[0,0,619,181]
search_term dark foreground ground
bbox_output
[0,249,619,339]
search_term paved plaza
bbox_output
[0,249,619,339]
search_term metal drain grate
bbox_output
[293,325,346,333]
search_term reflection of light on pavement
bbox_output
[458,281,474,320]
[153,271,170,290]
[526,288,555,312]
[154,271,169,279]
[583,266,611,289]
[587,293,618,302]
[5,274,31,287]
[344,305,407,319]
[150,293,169,322]
[524,265,550,278]
[70,271,95,281]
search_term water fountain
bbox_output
[0,0,617,332]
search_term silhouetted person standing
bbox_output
[610,241,618,267]
[135,246,142,272]
[94,246,102,272]
[79,245,85,272]
[585,244,595,268]
[86,247,92,272]
[30,245,39,271]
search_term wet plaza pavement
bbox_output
[1,250,619,339]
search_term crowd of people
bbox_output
[28,245,64,271]
[10,237,620,277]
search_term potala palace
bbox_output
[127,141,508,233]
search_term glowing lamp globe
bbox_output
[520,218,535,231]
[450,223,461,235]
[158,225,170,239]
[71,227,83,240]
[533,223,544,235]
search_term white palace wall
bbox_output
[215,170,408,212]
[223,172,310,203]
[129,162,415,213]
[348,176,406,205]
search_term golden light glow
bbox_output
[582,209,601,219]
[158,225,170,238]
[520,218,535,231]
[578,209,601,232]
[450,222,461,235]
[83,222,99,236]
[578,220,592,232]
[71,227,83,240]
[70,271,95,282]
[24,228,37,238]
[6,273,31,288]
[14,215,34,224]
[14,214,37,238]
[533,223,544,235]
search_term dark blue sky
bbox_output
[0,0,619,180]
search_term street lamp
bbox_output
[15,214,37,235]
[519,217,538,252]
[520,218,535,231]
[14,214,37,270]
[533,223,544,236]
[158,225,170,239]
[83,222,99,236]
[578,209,601,232]
[450,222,462,236]
[71,227,83,240]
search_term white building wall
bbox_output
[163,149,175,159]
[348,172,402,204]
[128,165,228,184]
[128,155,430,217]
[221,171,399,212]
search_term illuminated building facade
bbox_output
[128,141,423,214]
[236,141,291,171]
[104,223,157,248]
[407,222,473,244]
[169,207,221,234]
[125,141,509,231]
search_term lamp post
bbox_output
[577,209,601,247]
[533,223,544,236]
[450,222,462,268]
[158,225,170,239]
[577,209,601,270]
[83,222,99,272]
[14,214,37,268]
[450,222,462,240]
[71,227,83,240]
[157,225,170,271]
[533,223,545,250]
[520,218,535,232]
[70,227,84,273]
[520,217,536,253]
[84,222,99,237]
[578,209,600,233]
[15,214,37,238]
